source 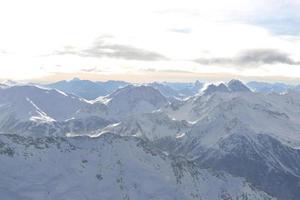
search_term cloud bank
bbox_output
[55,39,167,61]
[195,49,300,67]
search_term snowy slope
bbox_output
[0,85,112,136]
[0,133,274,200]
[94,111,191,140]
[0,85,89,121]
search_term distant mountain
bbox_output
[163,81,204,97]
[45,78,129,100]
[247,81,293,93]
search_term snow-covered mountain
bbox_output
[0,133,274,200]
[163,81,300,199]
[94,85,169,119]
[166,90,300,147]
[0,85,112,136]
[0,85,88,121]
[227,79,251,92]
[0,84,170,136]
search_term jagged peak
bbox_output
[202,80,251,95]
[203,83,230,95]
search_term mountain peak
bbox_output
[110,85,166,101]
[98,85,168,119]
[202,80,251,95]
[227,79,251,92]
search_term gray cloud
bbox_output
[194,49,300,67]
[54,39,167,61]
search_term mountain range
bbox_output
[1,78,300,199]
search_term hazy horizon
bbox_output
[3,73,300,85]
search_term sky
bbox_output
[0,0,300,83]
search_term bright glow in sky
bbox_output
[0,0,300,82]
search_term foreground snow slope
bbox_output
[0,133,274,200]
